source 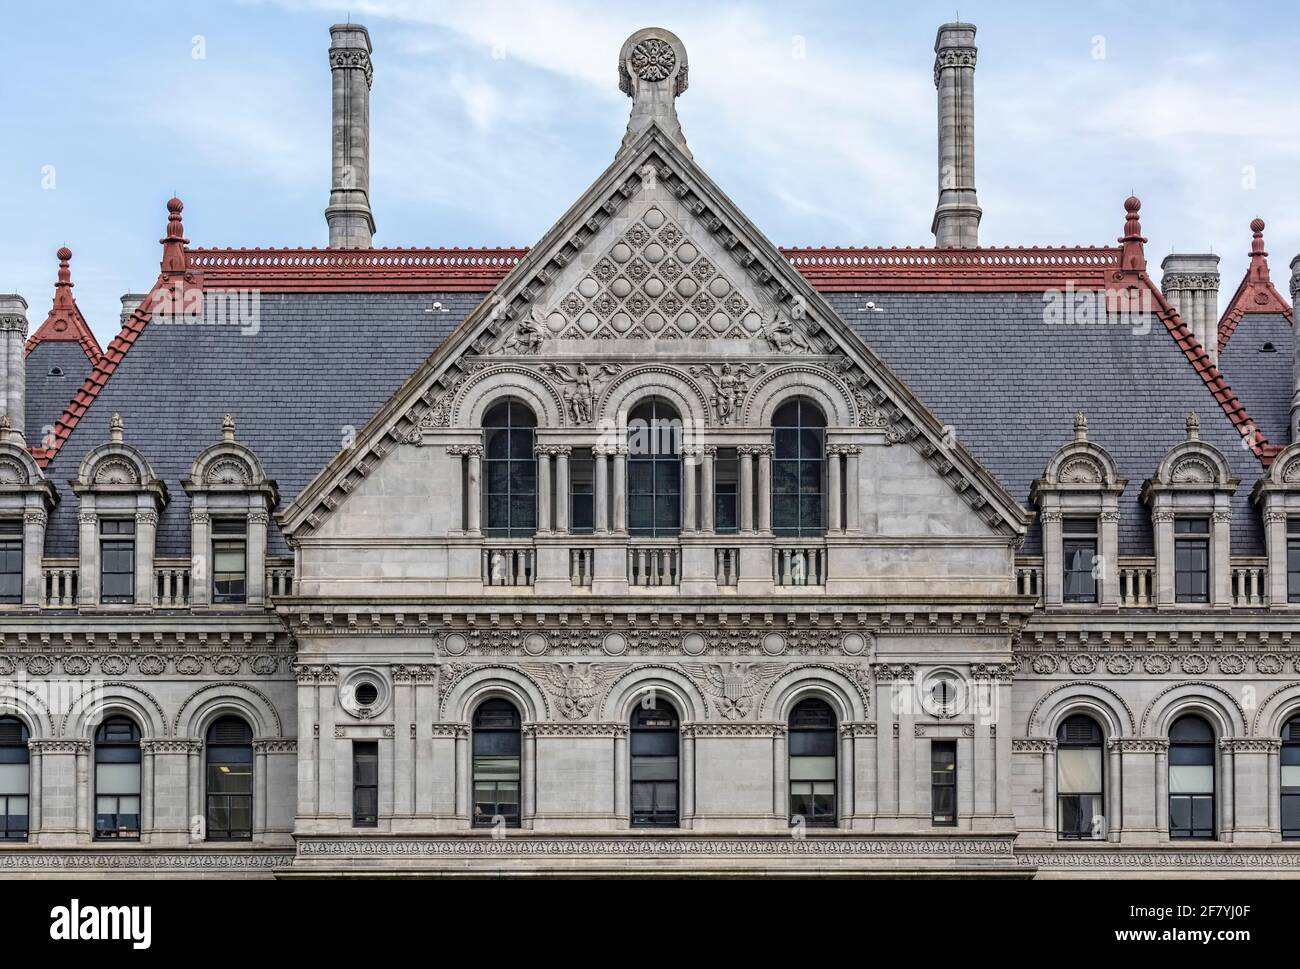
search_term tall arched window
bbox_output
[772,398,826,537]
[206,716,253,842]
[1057,715,1104,840]
[1169,715,1215,840]
[627,399,682,537]
[94,716,141,840]
[789,698,837,827]
[0,717,29,841]
[629,700,679,827]
[472,699,521,828]
[484,401,537,537]
[1282,717,1300,839]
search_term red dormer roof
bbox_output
[25,247,104,363]
[1218,218,1294,351]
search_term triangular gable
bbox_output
[279,116,1031,543]
[1218,218,1293,352]
[25,248,103,365]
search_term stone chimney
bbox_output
[619,28,690,158]
[1161,254,1221,363]
[1291,255,1300,440]
[120,294,147,325]
[932,23,981,248]
[326,23,376,248]
[0,295,27,439]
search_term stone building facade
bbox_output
[0,22,1298,879]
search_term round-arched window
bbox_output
[1169,715,1215,840]
[772,398,826,537]
[483,401,537,537]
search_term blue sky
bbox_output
[1,0,1297,346]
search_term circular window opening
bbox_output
[355,682,379,706]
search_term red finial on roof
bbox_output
[53,247,74,310]
[1217,217,1292,348]
[24,246,104,363]
[1118,196,1147,275]
[160,196,189,276]
[1247,217,1271,285]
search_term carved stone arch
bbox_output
[1043,441,1122,488]
[453,366,566,429]
[63,681,168,739]
[596,366,711,430]
[190,441,270,489]
[1026,682,1135,738]
[1251,682,1300,736]
[440,666,550,722]
[601,665,707,722]
[746,365,856,428]
[0,684,55,737]
[0,443,42,487]
[1265,442,1300,486]
[761,666,867,723]
[174,682,284,738]
[1140,681,1247,737]
[1154,440,1232,487]
[76,442,158,489]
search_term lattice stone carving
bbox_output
[542,206,765,341]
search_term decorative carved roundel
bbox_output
[206,457,252,486]
[93,457,139,485]
[631,38,676,81]
[1283,458,1300,484]
[0,457,28,486]
[1059,457,1102,484]
[1170,456,1215,484]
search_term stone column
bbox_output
[454,730,469,819]
[21,509,47,608]
[1152,510,1176,608]
[1100,509,1121,609]
[28,746,41,837]
[189,511,212,608]
[1042,743,1057,834]
[1155,744,1169,840]
[553,447,571,535]
[612,445,628,535]
[522,727,537,828]
[845,447,861,533]
[838,728,854,828]
[246,507,269,605]
[76,511,98,608]
[1160,255,1221,362]
[1041,511,1064,607]
[326,24,376,247]
[1212,508,1233,608]
[773,729,788,819]
[614,728,629,821]
[0,295,28,437]
[76,744,92,839]
[681,448,697,534]
[1219,742,1235,842]
[535,447,552,534]
[187,743,202,839]
[1266,511,1289,608]
[827,446,843,533]
[681,730,696,826]
[700,447,716,534]
[1269,742,1282,837]
[461,446,483,536]
[739,448,755,534]
[756,445,773,534]
[932,23,981,247]
[1107,741,1123,841]
[135,509,158,608]
[253,744,268,839]
[295,669,319,819]
[594,448,610,535]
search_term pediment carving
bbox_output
[0,456,29,486]
[1059,457,1103,484]
[92,456,140,485]
[1170,456,1216,484]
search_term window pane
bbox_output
[0,763,27,795]
[1058,748,1102,793]
[789,756,836,781]
[96,763,140,795]
[1169,764,1214,794]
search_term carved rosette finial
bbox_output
[618,27,690,157]
[1185,411,1200,441]
[109,413,124,444]
[222,414,236,442]
[1073,411,1088,442]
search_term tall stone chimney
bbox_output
[932,23,981,248]
[0,295,27,438]
[1291,255,1300,440]
[1160,254,1221,363]
[326,23,375,248]
[120,293,147,325]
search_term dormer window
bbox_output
[1062,517,1099,604]
[212,518,248,604]
[1175,518,1211,604]
[0,521,21,605]
[99,519,136,604]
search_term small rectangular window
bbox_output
[569,448,594,535]
[1062,517,1098,604]
[931,740,957,827]
[0,520,22,605]
[100,519,136,604]
[714,448,739,534]
[352,741,378,828]
[212,518,247,604]
[1174,517,1210,604]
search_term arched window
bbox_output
[94,716,141,840]
[484,401,537,537]
[472,699,521,828]
[789,698,837,827]
[627,399,682,537]
[772,398,826,537]
[1057,715,1104,839]
[630,700,679,827]
[0,718,29,840]
[206,716,253,841]
[1169,715,1215,840]
[1282,717,1300,839]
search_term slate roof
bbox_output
[25,342,95,446]
[1217,313,1294,450]
[41,293,481,557]
[831,291,1274,556]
